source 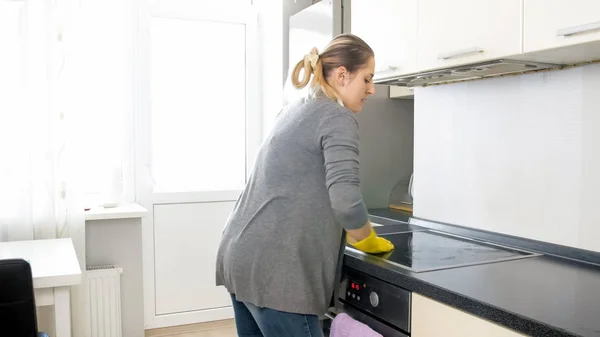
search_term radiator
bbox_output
[86,265,124,337]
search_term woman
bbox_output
[215,33,394,337]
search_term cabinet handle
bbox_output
[408,173,414,199]
[557,21,600,37]
[374,65,400,78]
[438,47,484,60]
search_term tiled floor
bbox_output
[145,319,237,337]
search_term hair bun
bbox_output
[304,47,320,70]
[289,34,374,101]
[292,47,319,89]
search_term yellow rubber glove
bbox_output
[347,228,394,254]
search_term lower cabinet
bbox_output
[411,293,527,337]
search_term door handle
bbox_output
[557,21,600,37]
[408,174,414,199]
[438,47,484,60]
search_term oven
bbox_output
[323,267,411,337]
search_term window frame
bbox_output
[135,1,261,204]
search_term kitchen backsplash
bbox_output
[358,85,414,209]
[413,63,600,252]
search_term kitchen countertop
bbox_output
[343,211,600,337]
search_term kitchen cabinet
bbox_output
[524,0,600,53]
[350,0,418,80]
[411,293,527,337]
[417,0,522,72]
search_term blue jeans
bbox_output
[231,294,323,337]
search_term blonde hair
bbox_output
[291,34,374,101]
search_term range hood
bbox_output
[375,59,564,87]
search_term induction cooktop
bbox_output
[347,230,541,273]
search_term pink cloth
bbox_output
[330,313,383,337]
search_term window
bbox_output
[145,1,260,194]
[150,18,247,192]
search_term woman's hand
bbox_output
[347,227,394,254]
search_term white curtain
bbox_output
[0,0,89,335]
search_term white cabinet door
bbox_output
[417,0,522,71]
[351,0,418,80]
[412,293,527,337]
[524,0,600,53]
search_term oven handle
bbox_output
[324,305,409,337]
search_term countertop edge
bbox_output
[84,202,148,221]
[343,254,577,337]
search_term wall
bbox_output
[357,86,414,208]
[256,0,314,137]
[256,0,313,141]
[254,0,283,139]
[36,307,55,337]
[413,63,600,252]
[86,218,145,337]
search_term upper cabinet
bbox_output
[351,0,418,80]
[524,0,600,53]
[350,0,600,88]
[417,0,522,72]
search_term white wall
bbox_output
[255,0,314,141]
[86,218,145,337]
[413,63,600,252]
[254,0,283,139]
[283,0,315,84]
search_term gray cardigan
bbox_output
[215,97,368,316]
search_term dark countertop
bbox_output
[343,210,600,337]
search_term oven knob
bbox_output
[369,291,379,307]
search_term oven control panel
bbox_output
[346,279,382,308]
[339,267,411,333]
[346,280,367,303]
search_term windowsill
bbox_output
[84,203,148,221]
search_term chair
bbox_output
[0,258,50,337]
